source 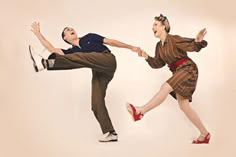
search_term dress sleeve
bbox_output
[146,45,166,69]
[173,35,208,52]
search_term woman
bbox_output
[127,14,210,144]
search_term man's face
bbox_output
[63,27,78,42]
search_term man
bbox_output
[29,22,141,142]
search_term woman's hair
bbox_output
[154,14,170,33]
[61,27,71,45]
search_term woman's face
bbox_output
[152,20,165,38]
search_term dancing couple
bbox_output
[29,14,210,144]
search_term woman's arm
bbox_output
[174,28,208,52]
[141,49,166,69]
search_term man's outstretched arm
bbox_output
[31,22,64,55]
[103,38,141,53]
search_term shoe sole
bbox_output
[99,139,118,142]
[29,45,39,72]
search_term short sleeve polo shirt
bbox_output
[61,33,110,54]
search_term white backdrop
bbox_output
[1,0,236,157]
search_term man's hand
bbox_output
[31,22,41,36]
[30,22,65,55]
[195,28,207,42]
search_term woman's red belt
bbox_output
[168,57,189,72]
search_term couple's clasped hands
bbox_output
[138,49,148,59]
[132,47,149,59]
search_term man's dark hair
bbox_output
[61,27,71,45]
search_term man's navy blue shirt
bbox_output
[61,33,110,54]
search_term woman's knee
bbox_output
[178,103,188,111]
[160,82,173,93]
[176,94,190,111]
[178,100,190,112]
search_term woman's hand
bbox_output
[131,46,142,54]
[139,49,149,59]
[195,28,207,42]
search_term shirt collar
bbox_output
[159,34,170,47]
[72,38,81,48]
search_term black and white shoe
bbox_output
[99,131,118,142]
[29,45,45,72]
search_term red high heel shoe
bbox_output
[192,133,211,144]
[126,103,143,121]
